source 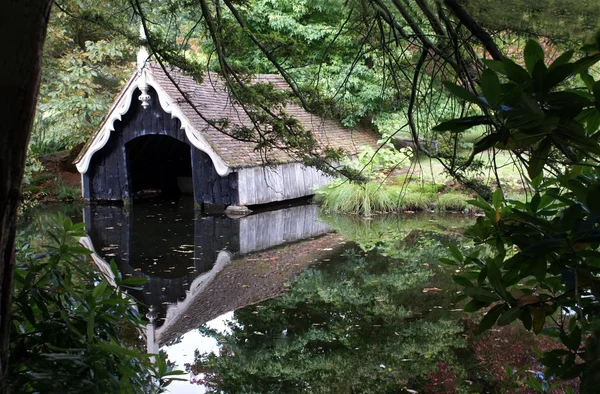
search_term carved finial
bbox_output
[138,83,151,109]
[146,305,158,324]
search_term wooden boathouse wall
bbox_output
[236,162,332,206]
[82,87,239,206]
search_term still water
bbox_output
[27,197,474,393]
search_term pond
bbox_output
[22,198,481,393]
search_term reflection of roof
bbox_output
[76,64,379,169]
[156,233,347,346]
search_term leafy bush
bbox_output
[437,39,600,389]
[10,214,183,393]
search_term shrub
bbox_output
[10,214,184,393]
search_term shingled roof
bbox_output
[76,64,380,170]
[148,65,379,168]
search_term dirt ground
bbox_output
[27,149,82,202]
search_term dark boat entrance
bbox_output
[126,135,193,198]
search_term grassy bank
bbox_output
[314,179,475,215]
[314,149,527,215]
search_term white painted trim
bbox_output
[76,69,232,176]
[79,236,117,287]
[75,78,137,173]
[155,250,232,343]
[145,72,231,176]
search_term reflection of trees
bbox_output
[190,240,466,393]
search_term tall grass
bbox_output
[314,180,472,215]
[314,180,398,215]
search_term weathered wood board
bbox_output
[236,162,332,206]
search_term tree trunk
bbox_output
[0,0,53,390]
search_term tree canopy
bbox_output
[3,0,600,391]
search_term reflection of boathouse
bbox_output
[81,199,345,347]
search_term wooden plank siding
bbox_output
[237,162,332,206]
[237,204,330,254]
[83,87,238,207]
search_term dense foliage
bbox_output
[464,0,600,43]
[436,41,600,390]
[32,1,133,156]
[10,213,183,393]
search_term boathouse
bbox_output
[75,53,378,210]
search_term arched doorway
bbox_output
[126,135,193,198]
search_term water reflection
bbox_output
[81,198,338,346]
[80,199,472,392]
[182,215,469,393]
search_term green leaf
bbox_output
[478,304,506,333]
[463,286,501,302]
[580,71,595,91]
[471,133,502,156]
[532,259,548,281]
[492,188,503,209]
[480,69,501,106]
[448,244,463,262]
[527,137,552,179]
[121,277,147,286]
[467,197,492,212]
[520,309,532,330]
[486,259,508,300]
[432,116,490,132]
[586,183,600,215]
[496,131,545,150]
[560,326,582,351]
[439,257,457,266]
[524,40,545,74]
[452,275,473,288]
[548,49,574,70]
[93,341,146,358]
[463,299,490,312]
[527,374,544,392]
[92,281,108,299]
[531,306,546,334]
[594,80,600,102]
[482,59,506,74]
[87,310,95,343]
[573,54,600,75]
[67,246,93,255]
[497,306,522,326]
[503,58,530,83]
[442,81,484,105]
[578,108,600,134]
[545,63,575,91]
[520,94,543,116]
